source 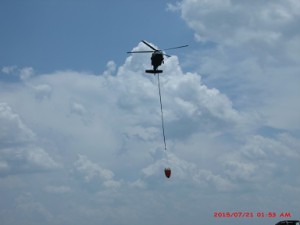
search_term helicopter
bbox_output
[127,40,188,74]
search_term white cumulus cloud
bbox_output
[0,38,299,224]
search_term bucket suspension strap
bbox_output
[157,73,167,150]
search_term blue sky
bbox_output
[0,0,193,73]
[1,1,300,225]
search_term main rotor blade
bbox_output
[127,50,154,53]
[142,40,158,51]
[163,45,189,51]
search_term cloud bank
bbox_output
[169,0,300,131]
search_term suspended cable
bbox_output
[157,73,167,150]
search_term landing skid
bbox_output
[145,69,163,74]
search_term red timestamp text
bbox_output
[214,212,254,218]
[213,211,292,218]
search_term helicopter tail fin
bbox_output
[145,70,163,74]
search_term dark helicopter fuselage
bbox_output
[151,51,164,71]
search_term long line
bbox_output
[157,73,167,150]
